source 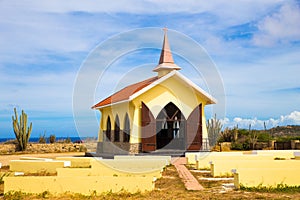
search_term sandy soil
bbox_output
[0,152,85,166]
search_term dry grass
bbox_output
[1,165,300,199]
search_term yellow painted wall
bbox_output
[131,102,141,143]
[114,155,171,165]
[210,158,296,177]
[56,165,162,178]
[234,167,300,188]
[99,102,135,142]
[185,152,244,165]
[9,160,69,174]
[94,159,166,171]
[254,150,300,159]
[187,151,300,169]
[133,76,205,119]
[55,157,94,168]
[20,157,53,161]
[4,176,155,195]
[207,155,273,172]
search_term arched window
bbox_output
[114,115,120,142]
[123,113,130,142]
[106,116,111,141]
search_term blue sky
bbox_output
[0,0,300,138]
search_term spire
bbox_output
[153,28,181,76]
[158,28,174,64]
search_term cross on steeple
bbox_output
[163,27,168,33]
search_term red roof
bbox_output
[92,76,159,108]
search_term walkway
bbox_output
[171,157,204,190]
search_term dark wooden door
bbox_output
[141,102,156,152]
[186,104,202,151]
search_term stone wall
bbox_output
[129,143,142,154]
[254,142,269,150]
[294,142,300,150]
[96,142,142,155]
[0,143,87,155]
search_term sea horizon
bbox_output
[0,136,97,143]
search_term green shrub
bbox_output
[64,137,71,143]
[49,134,56,144]
[38,133,46,144]
[218,128,234,142]
[242,141,250,150]
[257,132,272,142]
[231,142,244,150]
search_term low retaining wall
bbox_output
[56,165,162,178]
[196,154,269,170]
[9,160,70,174]
[114,155,171,165]
[254,150,300,159]
[234,167,300,188]
[185,152,244,166]
[211,159,300,177]
[4,176,155,195]
[55,157,94,168]
[94,159,166,171]
[4,156,166,195]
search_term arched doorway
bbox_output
[114,115,120,142]
[156,102,186,149]
[105,116,111,141]
[123,113,130,142]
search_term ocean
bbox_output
[0,136,94,143]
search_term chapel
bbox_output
[92,29,216,154]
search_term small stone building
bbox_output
[92,29,216,154]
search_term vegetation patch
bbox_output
[240,183,300,193]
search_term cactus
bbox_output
[248,124,258,150]
[233,125,238,142]
[12,107,32,151]
[207,114,223,147]
[219,127,233,142]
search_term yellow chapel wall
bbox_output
[98,102,135,142]
[132,75,210,142]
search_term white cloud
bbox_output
[253,1,300,46]
[280,111,300,124]
[221,111,300,129]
